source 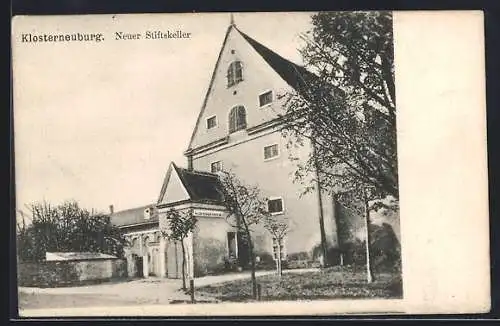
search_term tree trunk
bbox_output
[246,232,258,300]
[181,240,187,291]
[312,144,329,268]
[277,241,282,278]
[363,189,375,283]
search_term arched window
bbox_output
[227,61,243,87]
[229,105,247,133]
[131,237,139,250]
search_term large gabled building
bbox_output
[110,20,394,279]
[181,21,342,271]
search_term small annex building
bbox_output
[111,162,234,278]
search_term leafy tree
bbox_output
[219,170,270,300]
[161,208,197,291]
[277,11,398,280]
[280,11,398,201]
[16,200,127,262]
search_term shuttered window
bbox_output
[229,105,247,133]
[227,61,243,87]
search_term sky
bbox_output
[13,12,314,214]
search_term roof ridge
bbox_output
[235,27,317,92]
[235,27,304,67]
[112,204,153,214]
[176,166,220,178]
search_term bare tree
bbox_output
[161,208,197,291]
[263,215,290,278]
[336,188,379,283]
[219,170,270,300]
[16,200,127,262]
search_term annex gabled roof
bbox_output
[157,162,225,206]
[110,204,158,227]
[186,24,318,152]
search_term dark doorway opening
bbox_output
[237,232,250,268]
[227,232,237,260]
[135,255,144,277]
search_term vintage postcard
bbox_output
[12,11,489,317]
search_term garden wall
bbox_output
[18,258,127,287]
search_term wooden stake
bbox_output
[190,279,195,303]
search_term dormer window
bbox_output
[227,61,243,87]
[144,207,153,220]
[229,105,247,133]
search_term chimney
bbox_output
[109,204,114,214]
[187,155,193,171]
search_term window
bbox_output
[264,144,279,160]
[211,161,223,173]
[144,207,152,220]
[229,105,247,133]
[267,197,284,215]
[272,237,286,261]
[206,116,217,129]
[259,90,273,107]
[227,61,243,87]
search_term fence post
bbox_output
[190,279,195,303]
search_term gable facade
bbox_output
[158,163,191,205]
[187,25,294,152]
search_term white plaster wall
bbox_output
[193,131,323,257]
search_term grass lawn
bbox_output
[196,266,403,302]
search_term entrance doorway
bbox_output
[148,246,161,276]
[237,232,250,268]
[134,255,144,277]
[228,231,250,268]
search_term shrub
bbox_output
[287,251,310,261]
[341,223,401,273]
[311,243,343,266]
[255,252,275,270]
[370,223,401,273]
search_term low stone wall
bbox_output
[18,258,127,287]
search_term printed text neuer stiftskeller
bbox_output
[115,30,192,40]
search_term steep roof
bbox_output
[236,27,317,93]
[110,205,158,227]
[174,164,226,204]
[157,162,226,206]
